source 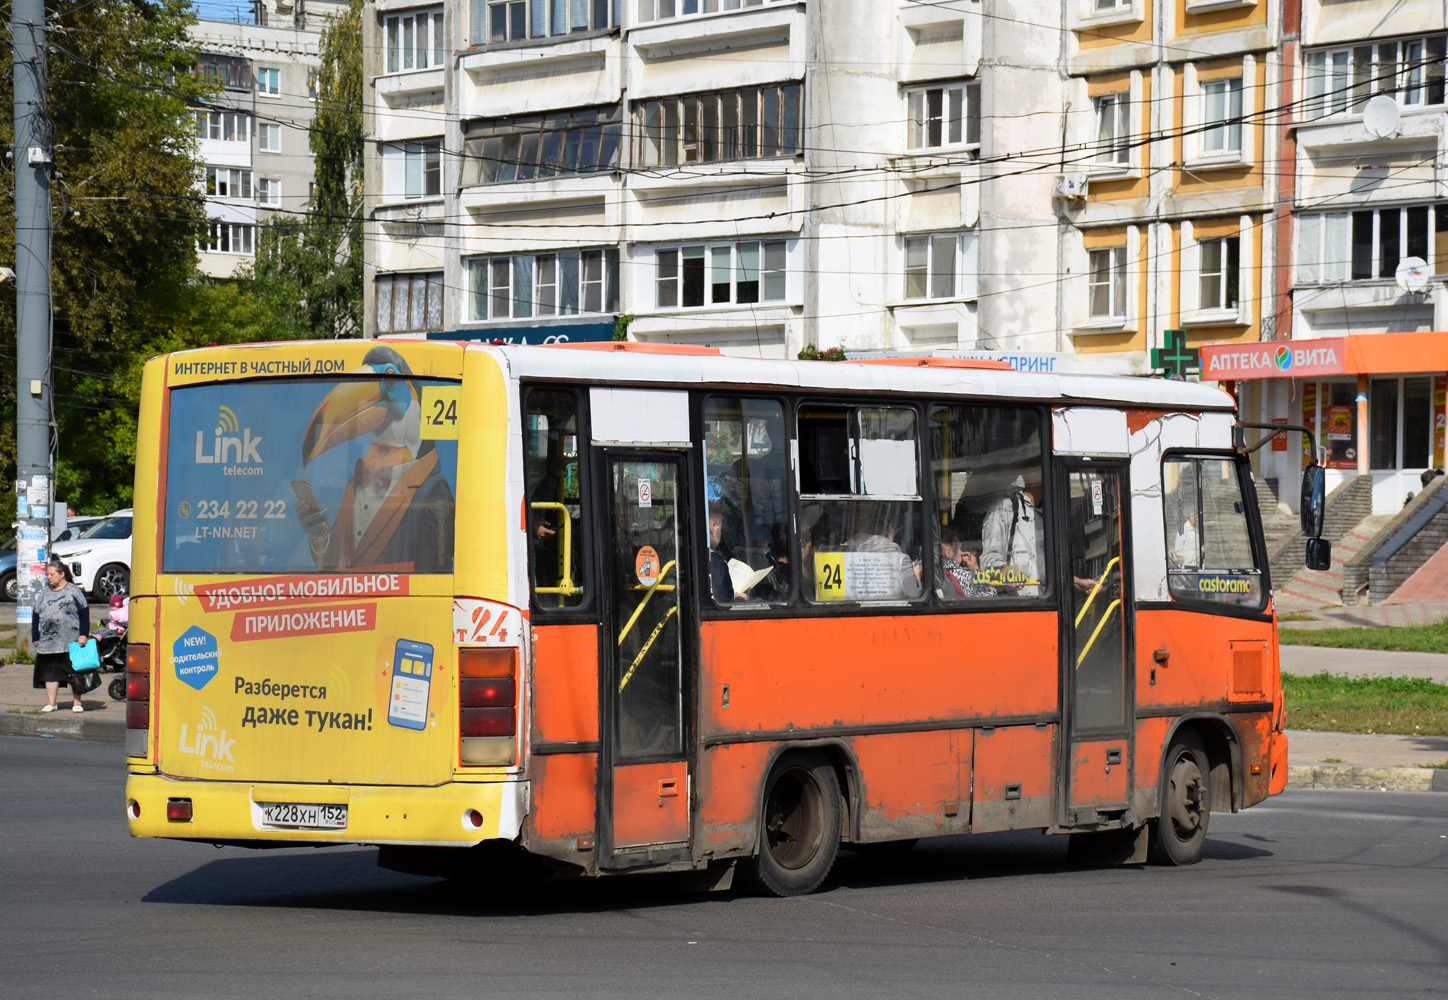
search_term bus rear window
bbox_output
[163,375,459,574]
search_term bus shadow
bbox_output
[142,832,1274,914]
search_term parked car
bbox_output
[0,540,16,602]
[50,510,133,601]
[53,516,102,543]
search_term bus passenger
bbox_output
[980,469,1046,595]
[708,510,744,603]
[937,524,997,598]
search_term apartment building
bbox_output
[191,16,334,278]
[1205,0,1448,513]
[362,0,1077,359]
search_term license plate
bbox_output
[259,802,347,830]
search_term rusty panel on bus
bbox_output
[694,742,773,855]
[612,761,689,849]
[972,724,1056,832]
[1134,609,1275,709]
[852,731,972,841]
[696,612,1058,739]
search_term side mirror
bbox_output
[1300,465,1326,538]
[1305,537,1332,571]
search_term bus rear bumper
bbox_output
[124,773,528,846]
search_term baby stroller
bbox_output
[92,594,129,702]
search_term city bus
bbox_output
[124,339,1316,896]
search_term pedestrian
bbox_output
[32,558,91,713]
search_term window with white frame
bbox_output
[196,110,250,142]
[376,272,444,333]
[201,221,255,255]
[906,82,980,151]
[256,67,279,96]
[1297,204,1442,284]
[1198,236,1240,312]
[1087,246,1127,318]
[405,140,442,198]
[1304,35,1447,119]
[461,106,622,184]
[903,232,979,300]
[1093,0,1130,10]
[637,0,787,25]
[467,249,618,320]
[256,177,281,206]
[654,241,786,308]
[1201,78,1243,156]
[384,8,445,74]
[205,166,252,200]
[637,84,802,166]
[472,0,617,44]
[1092,93,1130,166]
[258,122,281,152]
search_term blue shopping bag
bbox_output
[68,640,100,672]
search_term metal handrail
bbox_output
[617,559,677,647]
[530,501,580,605]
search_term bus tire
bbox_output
[744,751,841,897]
[1149,732,1210,866]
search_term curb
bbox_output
[0,710,125,744]
[1288,764,1448,792]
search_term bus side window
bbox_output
[1162,456,1264,609]
[524,388,587,610]
[703,397,788,605]
[799,404,924,604]
[927,404,1045,599]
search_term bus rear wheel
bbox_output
[744,751,841,897]
[1150,733,1210,865]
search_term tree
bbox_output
[246,0,362,339]
[1,0,216,513]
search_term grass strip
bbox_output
[1283,672,1448,736]
[1278,618,1448,653]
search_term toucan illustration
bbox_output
[296,345,455,572]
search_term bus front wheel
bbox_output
[744,751,841,897]
[1150,733,1210,865]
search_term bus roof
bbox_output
[478,344,1235,412]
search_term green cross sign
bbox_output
[1151,329,1200,378]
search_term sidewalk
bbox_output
[3,617,1445,792]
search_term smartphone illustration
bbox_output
[388,639,434,731]
[291,478,320,510]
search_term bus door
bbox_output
[599,451,695,869]
[1057,461,1134,826]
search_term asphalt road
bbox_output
[5,736,1446,999]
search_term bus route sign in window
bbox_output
[163,374,459,574]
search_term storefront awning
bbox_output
[1200,332,1448,381]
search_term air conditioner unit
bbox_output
[1053,173,1089,201]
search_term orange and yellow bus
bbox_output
[125,340,1317,895]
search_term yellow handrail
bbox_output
[529,501,579,606]
[1074,556,1120,628]
[618,606,678,693]
[617,559,677,647]
[1076,598,1121,668]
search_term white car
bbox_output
[51,509,133,601]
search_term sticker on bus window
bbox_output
[388,638,434,731]
[636,546,661,587]
[420,386,461,440]
[814,551,845,602]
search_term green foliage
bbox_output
[798,343,847,361]
[1278,618,1448,654]
[0,0,214,514]
[1282,672,1448,735]
[613,314,635,341]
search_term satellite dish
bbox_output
[1395,256,1430,293]
[1362,95,1401,139]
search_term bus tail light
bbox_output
[125,642,151,758]
[458,647,517,766]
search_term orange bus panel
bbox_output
[530,624,599,745]
[527,752,598,848]
[972,724,1056,832]
[612,760,689,849]
[851,731,972,841]
[1068,738,1129,812]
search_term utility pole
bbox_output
[11,0,53,652]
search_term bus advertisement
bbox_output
[124,340,1313,896]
